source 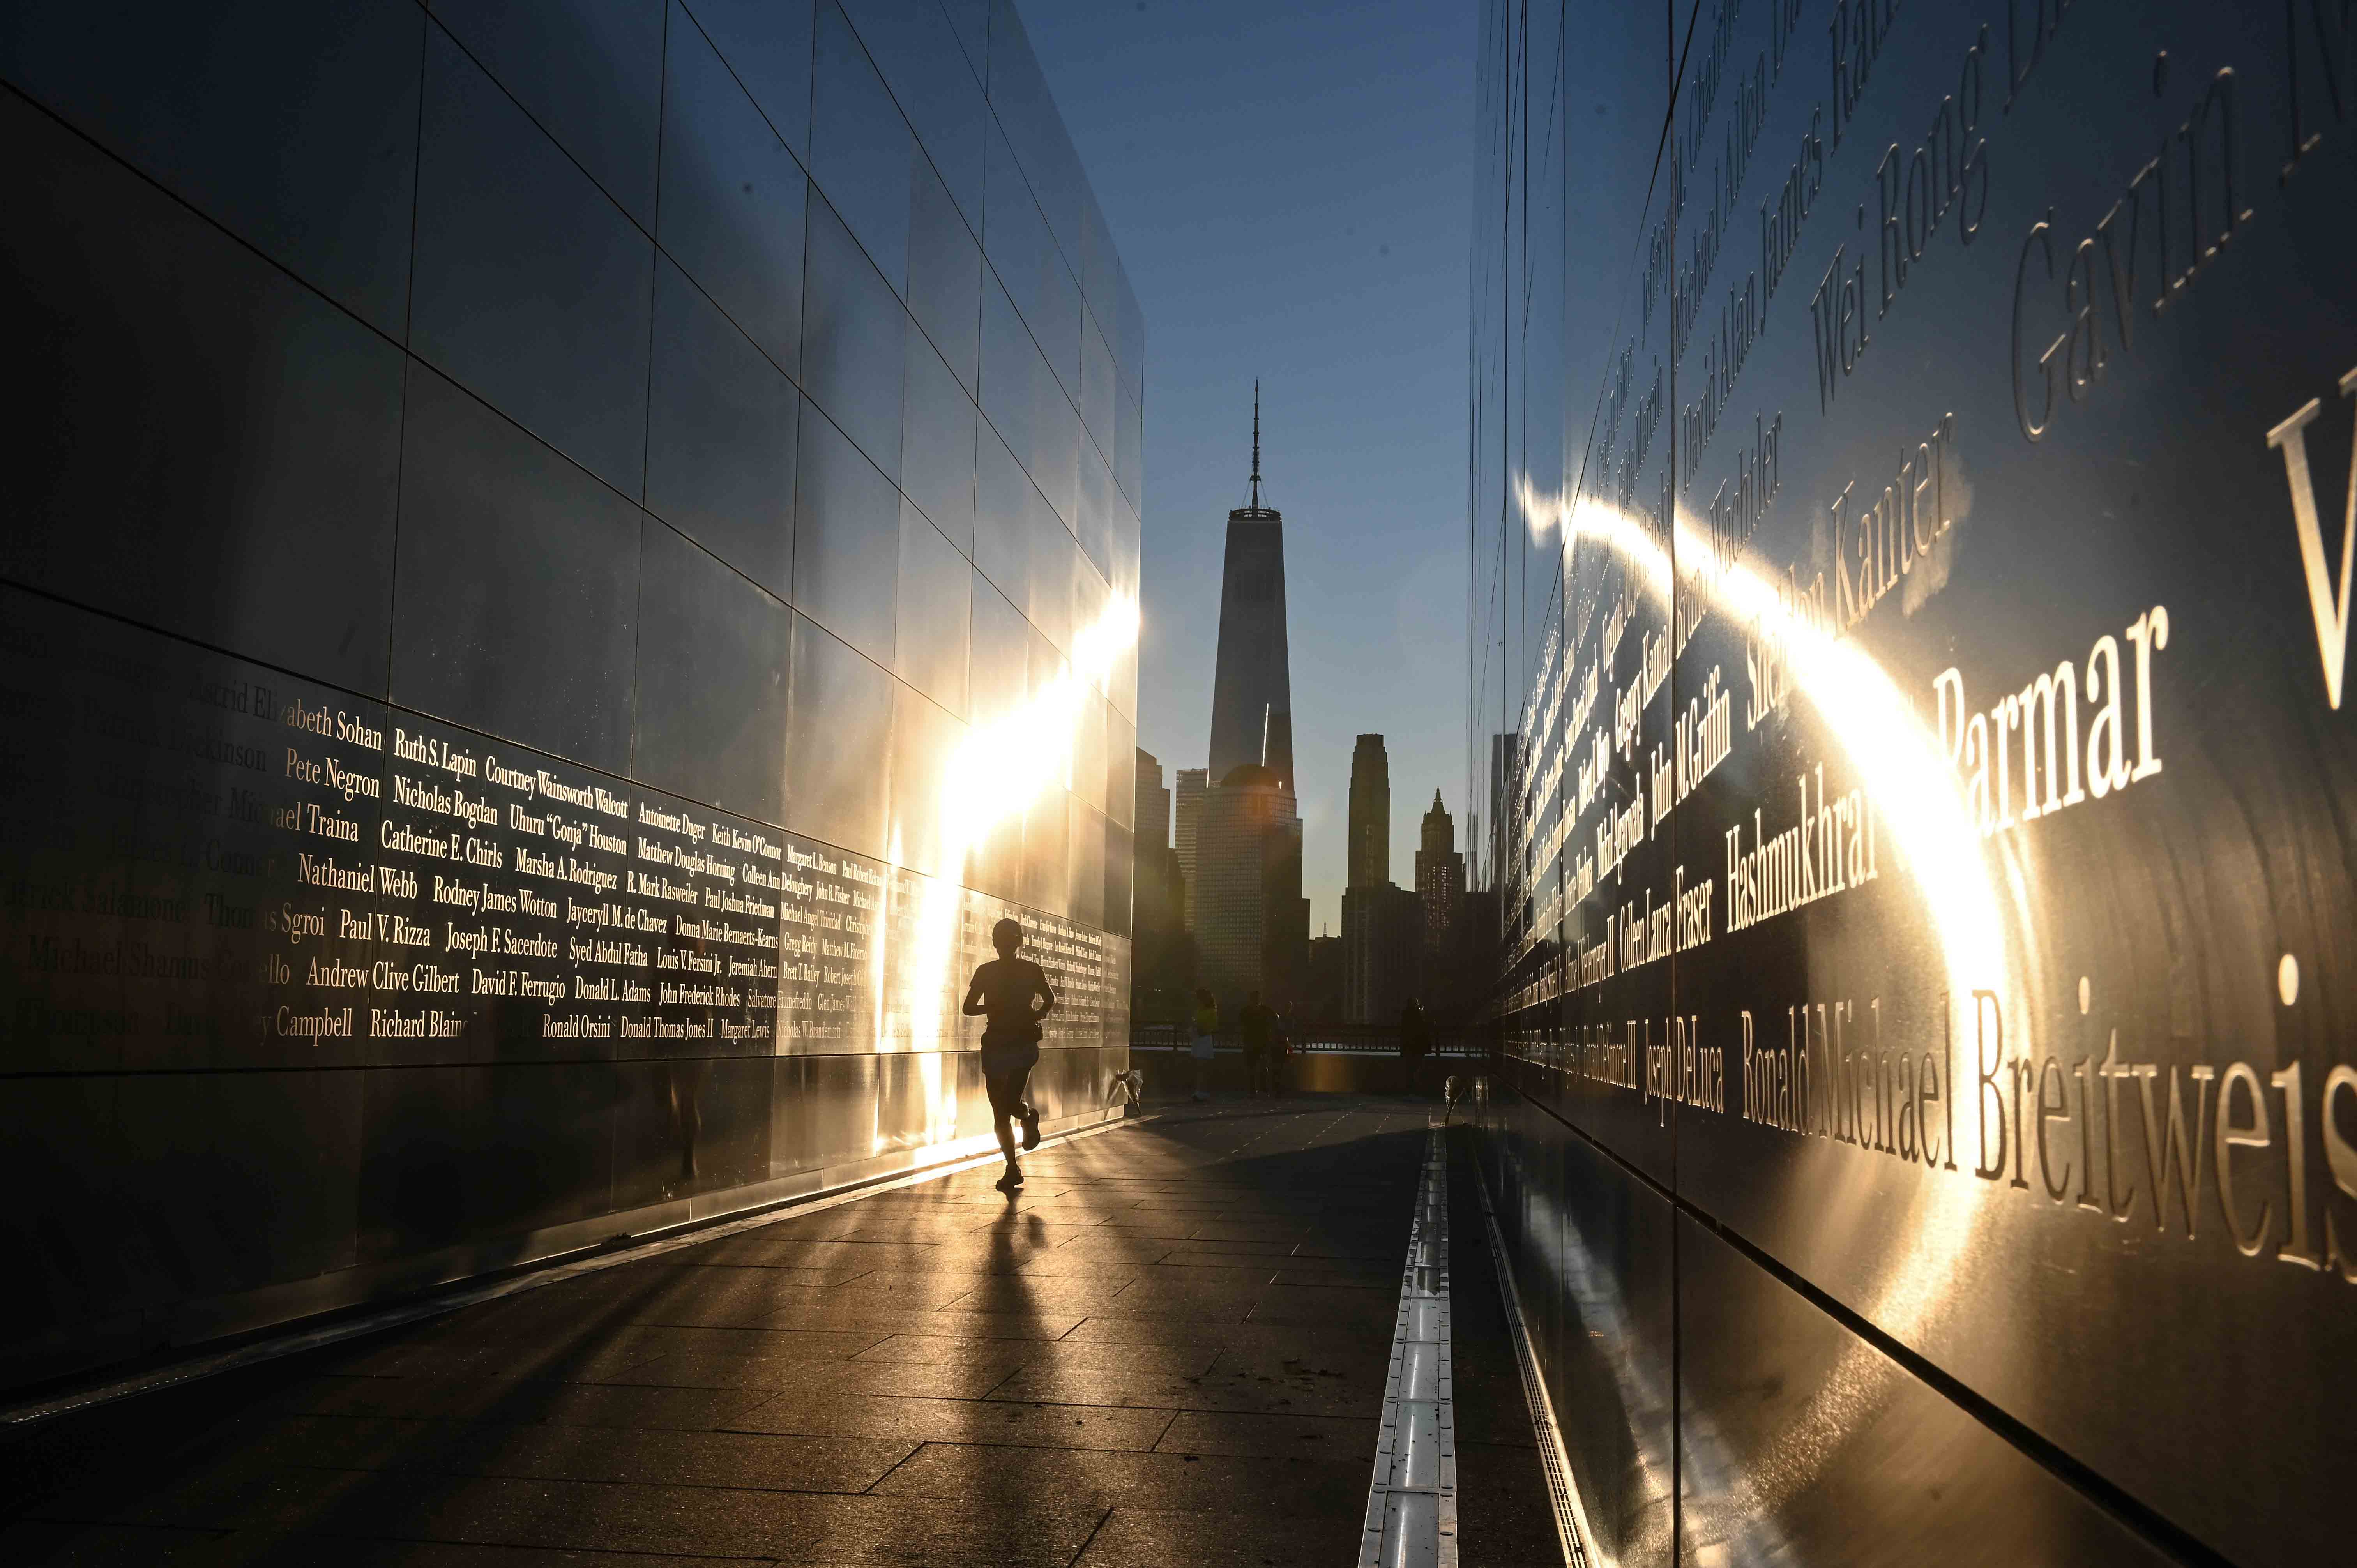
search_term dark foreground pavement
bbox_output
[2,1098,1558,1566]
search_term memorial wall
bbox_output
[1471,1,2355,1563]
[0,0,1141,1392]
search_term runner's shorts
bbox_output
[980,1038,1039,1116]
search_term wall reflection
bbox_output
[1510,466,2014,1524]
[0,0,1145,1398]
[1477,0,2357,1557]
[889,592,1139,1149]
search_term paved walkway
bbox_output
[2,1099,1557,1566]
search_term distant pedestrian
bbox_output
[1270,1003,1295,1097]
[1399,996,1431,1097]
[1189,986,1219,1100]
[963,918,1056,1192]
[1238,990,1274,1097]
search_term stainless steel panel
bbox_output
[390,366,643,774]
[874,1049,945,1149]
[1539,164,1679,1190]
[657,1,806,376]
[0,91,405,694]
[792,396,902,664]
[907,152,984,399]
[982,0,1084,284]
[432,0,663,228]
[901,328,981,553]
[979,273,1043,525]
[1114,271,1145,438]
[683,0,814,162]
[1067,801,1106,931]
[973,416,1035,614]
[784,613,894,861]
[412,21,652,493]
[1480,0,2357,1559]
[895,500,974,719]
[937,0,986,87]
[1102,816,1134,941]
[784,1050,882,1169]
[1104,707,1136,831]
[0,1079,127,1368]
[809,0,911,288]
[1031,348,1085,539]
[645,253,799,597]
[799,195,908,484]
[968,572,1032,727]
[1114,378,1143,515]
[1078,440,1118,582]
[612,1052,775,1208]
[1079,295,1119,463]
[1021,788,1071,920]
[981,117,1075,386]
[887,678,964,881]
[0,0,1139,1408]
[632,516,791,823]
[1673,4,2352,1561]
[1677,1215,2173,1566]
[1078,193,1122,341]
[1030,513,1080,657]
[1489,1094,1675,1568]
[355,1061,620,1257]
[0,0,424,334]
[0,590,390,1077]
[115,1070,365,1298]
[842,0,987,231]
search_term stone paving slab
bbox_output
[0,1097,1559,1565]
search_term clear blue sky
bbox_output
[1020,0,1474,933]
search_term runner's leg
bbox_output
[985,1062,1024,1185]
[1015,1058,1040,1149]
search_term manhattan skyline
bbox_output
[1016,0,1472,931]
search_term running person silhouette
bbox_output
[963,917,1057,1192]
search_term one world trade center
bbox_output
[1207,386,1295,791]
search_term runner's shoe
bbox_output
[1020,1103,1041,1151]
[995,1164,1024,1192]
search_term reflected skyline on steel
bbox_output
[1511,467,2012,1533]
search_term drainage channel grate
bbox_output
[1359,1128,1458,1568]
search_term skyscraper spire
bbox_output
[1213,380,1292,789]
[1249,381,1262,509]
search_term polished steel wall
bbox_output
[0,0,1141,1393]
[1471,1,2356,1562]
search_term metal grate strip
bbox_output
[1359,1129,1459,1568]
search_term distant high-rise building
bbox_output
[1306,932,1345,1022]
[1126,747,1188,1023]
[1208,387,1295,792]
[1342,735,1399,1021]
[1415,790,1465,980]
[1343,883,1422,1024]
[1193,764,1305,1007]
[1347,735,1390,890]
[1173,767,1208,930]
[1134,749,1171,853]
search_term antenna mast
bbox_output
[1249,381,1262,509]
